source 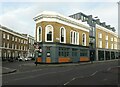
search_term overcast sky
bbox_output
[0,0,119,37]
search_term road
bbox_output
[2,60,120,86]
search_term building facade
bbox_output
[28,35,35,57]
[22,34,35,57]
[69,12,120,61]
[33,11,90,63]
[0,25,28,61]
[96,24,119,60]
[33,11,120,63]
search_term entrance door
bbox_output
[90,50,95,61]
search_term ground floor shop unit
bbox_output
[34,42,90,64]
[96,49,120,61]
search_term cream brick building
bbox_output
[33,11,120,63]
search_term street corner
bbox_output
[2,67,17,74]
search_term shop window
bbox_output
[59,47,69,57]
[80,49,88,56]
[72,48,77,57]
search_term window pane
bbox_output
[39,27,41,41]
[46,25,53,41]
[74,32,75,44]
[61,28,64,42]
[70,31,73,43]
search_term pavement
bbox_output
[2,59,119,75]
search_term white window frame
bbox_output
[111,43,113,49]
[7,34,9,40]
[82,33,86,46]
[12,37,14,41]
[7,43,9,48]
[114,43,117,49]
[99,40,102,48]
[76,32,79,45]
[45,25,54,42]
[114,37,117,42]
[70,31,79,45]
[15,38,17,42]
[12,44,14,49]
[37,26,42,42]
[3,33,5,38]
[106,35,108,40]
[105,41,108,49]
[15,45,17,49]
[111,37,113,41]
[98,33,102,38]
[60,27,66,43]
[73,31,76,44]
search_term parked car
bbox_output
[8,57,14,62]
[18,56,25,61]
[24,57,31,61]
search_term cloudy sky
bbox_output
[0,0,119,37]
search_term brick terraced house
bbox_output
[0,25,33,61]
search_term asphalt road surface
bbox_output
[2,60,120,86]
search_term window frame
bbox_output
[37,26,42,42]
[70,30,73,44]
[45,25,54,42]
[3,33,5,38]
[60,27,66,43]
[7,34,9,40]
[82,33,86,46]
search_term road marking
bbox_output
[90,71,98,76]
[64,77,77,85]
[64,81,70,85]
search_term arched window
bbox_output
[70,30,79,45]
[73,31,76,44]
[37,26,42,42]
[82,33,86,46]
[45,25,53,42]
[60,27,66,43]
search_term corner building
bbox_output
[33,11,90,63]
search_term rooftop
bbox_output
[33,11,90,30]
